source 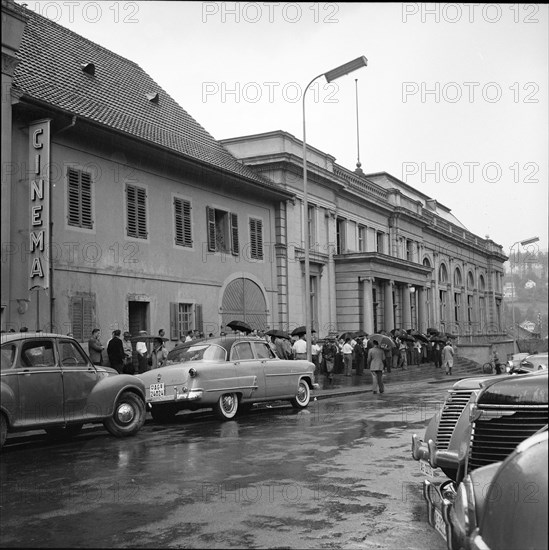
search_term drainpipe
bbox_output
[50,115,77,330]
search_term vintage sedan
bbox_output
[137,335,319,421]
[411,370,548,546]
[447,428,547,550]
[508,351,548,375]
[0,332,147,448]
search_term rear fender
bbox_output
[82,375,145,420]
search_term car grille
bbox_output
[468,405,548,471]
[436,390,474,449]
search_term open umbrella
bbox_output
[353,329,368,338]
[430,335,446,343]
[290,326,316,337]
[339,331,355,341]
[368,333,396,349]
[226,320,252,334]
[410,330,430,343]
[399,333,416,342]
[266,329,290,340]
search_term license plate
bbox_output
[149,383,165,398]
[433,508,447,541]
[420,459,436,478]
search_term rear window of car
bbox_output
[1,344,17,370]
[20,340,56,368]
[167,344,226,364]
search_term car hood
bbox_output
[477,371,548,406]
[451,376,494,390]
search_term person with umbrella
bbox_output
[367,339,385,394]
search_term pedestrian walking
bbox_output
[398,338,408,369]
[413,340,422,366]
[367,339,385,394]
[433,342,442,368]
[442,341,455,375]
[107,329,125,374]
[88,328,104,366]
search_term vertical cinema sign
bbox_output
[28,119,51,289]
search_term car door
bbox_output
[230,341,264,400]
[12,338,65,428]
[260,343,298,397]
[58,338,103,423]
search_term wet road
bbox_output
[0,378,451,549]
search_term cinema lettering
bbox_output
[28,119,51,289]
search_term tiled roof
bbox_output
[12,9,279,189]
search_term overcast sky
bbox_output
[19,1,549,256]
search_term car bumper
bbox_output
[148,388,204,403]
[411,434,461,470]
[423,478,457,545]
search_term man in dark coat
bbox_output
[107,329,125,374]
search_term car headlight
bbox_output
[449,477,477,549]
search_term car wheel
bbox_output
[214,393,239,420]
[150,404,179,423]
[290,379,310,409]
[45,424,83,440]
[103,392,146,437]
[0,414,7,449]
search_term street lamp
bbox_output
[302,56,368,361]
[509,236,539,353]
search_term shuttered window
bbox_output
[169,302,202,340]
[174,197,192,247]
[126,184,147,239]
[206,207,238,255]
[70,295,95,342]
[249,218,263,260]
[67,168,93,229]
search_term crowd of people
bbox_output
[86,325,456,385]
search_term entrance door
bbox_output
[129,301,149,335]
[222,278,268,331]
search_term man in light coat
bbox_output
[367,340,385,394]
[442,341,455,375]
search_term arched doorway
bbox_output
[221,277,268,331]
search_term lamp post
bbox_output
[509,236,539,353]
[302,56,368,361]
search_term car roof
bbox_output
[0,332,76,344]
[169,335,266,354]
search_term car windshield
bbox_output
[167,344,226,364]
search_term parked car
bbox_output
[137,335,319,421]
[504,351,530,372]
[0,332,147,448]
[446,428,548,550]
[507,351,548,375]
[411,370,548,545]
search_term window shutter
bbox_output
[230,213,239,255]
[174,198,192,247]
[250,218,263,260]
[67,168,93,229]
[206,206,216,251]
[127,185,148,239]
[70,295,94,342]
[169,302,178,340]
[195,304,203,333]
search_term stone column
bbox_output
[402,284,412,330]
[417,286,427,333]
[362,277,374,334]
[384,280,394,331]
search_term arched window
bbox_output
[438,263,448,283]
[454,267,462,287]
[423,257,432,268]
[467,271,475,290]
[479,274,486,292]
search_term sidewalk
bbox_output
[312,358,482,400]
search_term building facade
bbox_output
[222,131,508,340]
[1,2,292,342]
[2,1,508,346]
